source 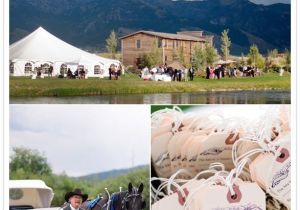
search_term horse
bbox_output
[81,183,146,210]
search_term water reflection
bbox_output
[10,90,290,104]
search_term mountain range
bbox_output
[10,0,290,54]
[74,165,148,182]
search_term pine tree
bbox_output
[105,30,118,59]
[220,29,231,61]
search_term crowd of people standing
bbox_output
[141,64,195,82]
[141,63,263,82]
[205,65,261,80]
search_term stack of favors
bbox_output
[151,106,290,210]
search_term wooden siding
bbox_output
[122,33,157,67]
[122,32,209,67]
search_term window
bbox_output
[165,56,168,62]
[10,62,14,74]
[136,40,141,49]
[94,65,102,74]
[60,64,67,75]
[164,40,167,48]
[42,63,50,74]
[24,62,32,74]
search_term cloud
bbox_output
[10,105,150,177]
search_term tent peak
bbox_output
[31,26,50,35]
[36,26,47,32]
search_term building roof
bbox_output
[10,27,120,67]
[120,30,207,42]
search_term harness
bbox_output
[120,188,142,210]
[102,188,142,210]
[87,196,101,209]
[109,193,117,210]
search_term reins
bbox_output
[121,188,143,210]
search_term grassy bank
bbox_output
[10,73,290,97]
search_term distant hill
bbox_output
[79,166,150,210]
[74,165,148,182]
[10,0,290,54]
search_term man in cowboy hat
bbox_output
[63,188,88,210]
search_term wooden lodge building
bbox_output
[120,30,213,68]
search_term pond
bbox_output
[10,90,290,104]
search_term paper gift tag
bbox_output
[174,133,191,175]
[186,134,208,176]
[250,133,290,208]
[152,132,173,178]
[190,182,265,210]
[152,110,182,138]
[152,179,205,210]
[195,132,236,174]
[180,114,204,130]
[179,132,208,179]
[193,129,212,136]
[267,134,291,208]
[152,115,175,140]
[180,136,195,179]
[279,106,290,133]
[249,153,269,189]
[180,114,199,130]
[185,137,203,175]
[152,123,173,141]
[168,133,181,175]
[168,130,193,175]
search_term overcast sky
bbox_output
[10,105,150,177]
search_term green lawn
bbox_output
[10,73,291,97]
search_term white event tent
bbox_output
[9,27,121,78]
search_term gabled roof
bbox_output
[120,30,207,42]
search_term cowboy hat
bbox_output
[65,188,88,202]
